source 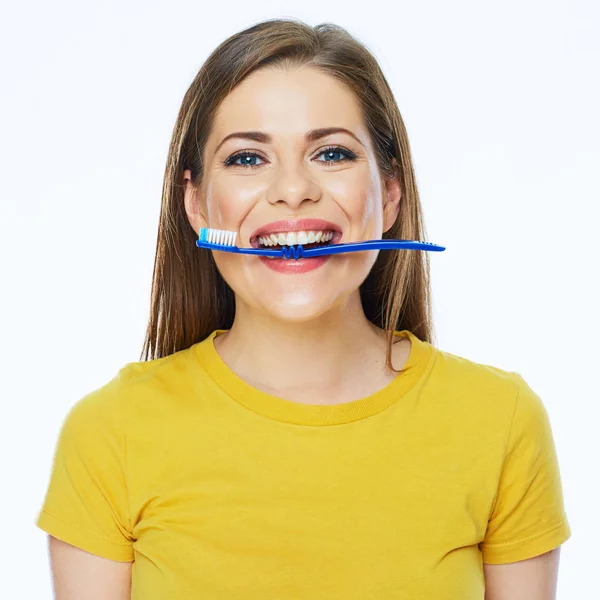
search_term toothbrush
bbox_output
[196,228,445,259]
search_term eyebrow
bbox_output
[213,127,364,154]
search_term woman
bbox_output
[36,18,570,599]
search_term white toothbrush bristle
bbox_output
[205,228,237,246]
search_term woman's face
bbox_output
[184,65,401,323]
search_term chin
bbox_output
[258,293,337,323]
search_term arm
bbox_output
[48,535,132,600]
[36,378,136,593]
[484,547,561,600]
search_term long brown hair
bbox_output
[140,18,435,373]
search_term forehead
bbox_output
[209,66,366,141]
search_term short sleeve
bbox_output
[480,373,571,564]
[35,374,135,562]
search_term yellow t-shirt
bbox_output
[35,329,571,599]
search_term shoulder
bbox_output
[424,343,530,427]
[421,344,556,470]
[430,343,556,443]
[63,344,201,432]
[431,343,521,395]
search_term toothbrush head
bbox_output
[199,227,238,246]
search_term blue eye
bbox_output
[315,146,357,164]
[223,145,357,169]
[226,152,266,168]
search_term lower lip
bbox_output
[259,254,331,274]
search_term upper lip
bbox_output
[250,219,343,246]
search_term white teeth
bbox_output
[257,230,335,247]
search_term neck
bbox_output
[214,291,389,394]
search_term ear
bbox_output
[183,169,208,235]
[382,159,402,233]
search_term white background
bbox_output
[1,0,598,597]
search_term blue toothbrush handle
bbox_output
[300,239,445,256]
[196,238,445,257]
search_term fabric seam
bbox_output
[40,508,133,547]
[487,374,521,519]
[481,519,567,549]
[199,334,438,428]
[115,373,135,538]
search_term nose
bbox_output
[267,162,322,209]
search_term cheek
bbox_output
[327,170,383,234]
[204,177,265,228]
[355,192,382,233]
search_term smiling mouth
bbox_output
[250,230,343,249]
